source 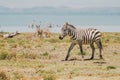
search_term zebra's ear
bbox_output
[65,22,69,25]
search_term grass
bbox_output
[13,71,23,80]
[0,50,16,60]
[107,66,116,70]
[41,52,49,56]
[42,74,56,80]
[77,51,88,55]
[0,32,119,80]
[37,69,56,80]
[102,32,120,43]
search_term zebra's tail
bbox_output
[95,39,103,50]
[99,39,103,50]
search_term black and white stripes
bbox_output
[59,22,103,61]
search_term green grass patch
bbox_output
[7,38,15,43]
[107,66,116,70]
[41,52,49,56]
[77,51,88,55]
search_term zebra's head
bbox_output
[59,22,69,40]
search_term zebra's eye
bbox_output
[63,29,67,31]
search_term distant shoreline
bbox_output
[0,25,120,33]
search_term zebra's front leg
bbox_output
[79,44,84,61]
[65,42,76,61]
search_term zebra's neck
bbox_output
[68,29,77,40]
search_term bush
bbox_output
[43,74,56,80]
[7,52,16,60]
[10,43,18,48]
[0,50,16,60]
[0,71,9,80]
[13,72,23,79]
[38,70,56,80]
[0,52,8,60]
[24,53,38,59]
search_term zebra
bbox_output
[59,22,103,61]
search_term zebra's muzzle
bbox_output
[59,35,63,40]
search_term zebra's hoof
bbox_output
[90,57,94,60]
[99,55,103,59]
[65,58,68,61]
[61,59,68,61]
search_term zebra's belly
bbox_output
[82,39,92,44]
[71,39,92,45]
[71,40,80,44]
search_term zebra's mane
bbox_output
[67,24,76,29]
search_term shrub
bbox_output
[38,70,56,80]
[10,43,18,48]
[0,43,5,47]
[0,50,16,60]
[43,74,56,80]
[7,52,16,60]
[24,53,38,59]
[0,51,8,60]
[0,71,9,80]
[38,64,45,68]
[13,72,23,79]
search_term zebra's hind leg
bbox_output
[79,44,84,61]
[90,43,95,59]
[65,42,76,61]
[96,40,103,59]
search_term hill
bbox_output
[0,6,120,15]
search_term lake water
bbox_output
[0,14,120,32]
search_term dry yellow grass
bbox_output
[0,32,120,80]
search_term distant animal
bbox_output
[36,27,44,38]
[43,31,51,38]
[43,28,52,38]
[3,31,20,38]
[59,22,103,61]
[35,27,52,38]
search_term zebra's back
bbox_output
[76,28,102,44]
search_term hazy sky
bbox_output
[0,0,120,9]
